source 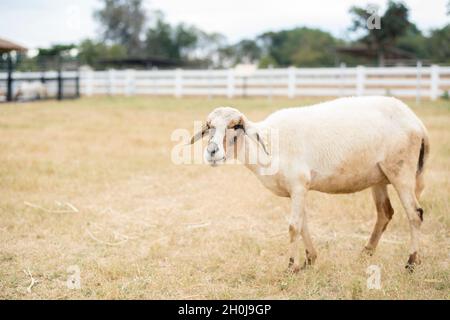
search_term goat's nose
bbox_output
[207,142,219,155]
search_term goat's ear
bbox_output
[190,123,209,144]
[241,116,269,155]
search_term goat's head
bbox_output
[190,107,268,166]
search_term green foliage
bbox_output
[427,24,450,64]
[78,39,127,68]
[396,24,429,59]
[145,13,175,58]
[13,44,77,71]
[258,55,278,68]
[144,12,200,60]
[349,1,411,65]
[144,12,226,67]
[219,39,262,66]
[37,44,76,57]
[23,0,450,69]
[259,28,337,67]
[94,0,146,56]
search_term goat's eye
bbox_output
[232,124,244,131]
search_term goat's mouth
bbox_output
[207,157,226,167]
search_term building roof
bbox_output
[0,37,27,53]
[97,57,183,69]
[336,45,416,59]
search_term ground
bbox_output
[0,96,448,299]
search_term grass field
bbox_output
[0,96,448,299]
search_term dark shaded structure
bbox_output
[97,56,183,69]
[336,45,419,66]
[0,37,80,102]
[0,37,27,101]
[0,38,27,53]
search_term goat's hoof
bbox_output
[361,247,375,257]
[286,264,301,274]
[300,261,313,271]
[405,252,421,273]
[405,263,416,273]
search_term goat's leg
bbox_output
[395,184,423,272]
[363,183,394,255]
[380,163,423,272]
[288,187,309,273]
[300,214,317,269]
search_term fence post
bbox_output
[356,65,365,96]
[207,67,213,100]
[267,64,273,101]
[75,69,80,98]
[108,69,116,96]
[6,53,13,102]
[175,68,183,98]
[84,69,94,96]
[227,68,235,99]
[57,64,63,101]
[125,69,135,96]
[339,62,346,97]
[430,65,440,101]
[288,66,296,98]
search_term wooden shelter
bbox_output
[0,37,27,53]
[336,45,418,66]
[0,37,27,101]
[98,57,183,69]
[0,37,79,102]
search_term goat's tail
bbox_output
[416,134,430,200]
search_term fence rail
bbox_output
[2,65,450,101]
[0,70,80,102]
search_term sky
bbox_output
[0,0,448,49]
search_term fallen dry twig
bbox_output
[86,228,129,246]
[185,222,211,229]
[24,201,79,214]
[23,268,38,293]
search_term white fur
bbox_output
[197,96,430,271]
[15,82,47,101]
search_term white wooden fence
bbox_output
[2,65,450,100]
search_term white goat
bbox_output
[191,96,429,272]
[15,82,48,101]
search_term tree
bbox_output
[427,25,450,64]
[12,44,78,71]
[37,44,76,58]
[144,11,224,65]
[78,39,126,68]
[218,39,262,66]
[95,0,146,56]
[195,32,227,67]
[144,13,200,60]
[144,12,176,59]
[396,24,428,60]
[258,27,337,67]
[173,24,200,59]
[349,1,411,65]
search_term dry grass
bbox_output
[0,96,449,300]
